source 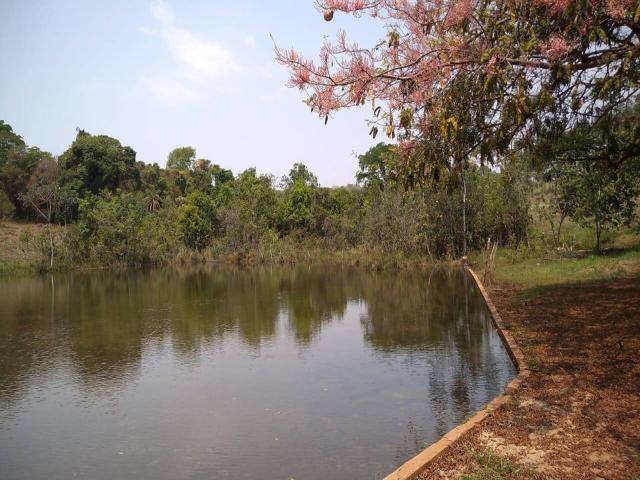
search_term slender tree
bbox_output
[553,160,639,251]
[20,157,69,268]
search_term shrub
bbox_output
[0,189,15,223]
[177,191,218,250]
[73,192,180,266]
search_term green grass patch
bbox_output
[462,448,522,480]
[0,259,39,276]
[486,244,640,289]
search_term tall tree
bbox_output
[0,120,25,165]
[187,158,215,194]
[0,147,48,218]
[356,143,397,190]
[222,168,278,244]
[166,147,196,171]
[280,164,324,233]
[177,191,219,250]
[0,121,48,218]
[58,130,139,200]
[282,163,319,188]
[211,164,234,187]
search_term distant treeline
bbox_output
[1,108,638,271]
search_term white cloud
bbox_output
[243,34,257,49]
[146,1,239,102]
[163,27,237,79]
[151,0,238,79]
[150,1,174,25]
[145,77,197,103]
[260,86,287,103]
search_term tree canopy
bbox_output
[356,142,398,189]
[167,147,196,171]
[534,98,640,168]
[282,162,319,188]
[58,130,139,198]
[277,1,640,175]
[0,120,25,164]
[0,116,636,267]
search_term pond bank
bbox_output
[418,274,640,479]
[0,221,457,277]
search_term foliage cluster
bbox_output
[278,1,640,178]
[1,102,638,272]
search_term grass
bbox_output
[0,259,39,276]
[461,448,522,480]
[0,221,43,275]
[467,225,640,289]
[483,207,640,289]
[490,245,640,288]
[0,221,70,276]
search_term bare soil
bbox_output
[419,276,640,480]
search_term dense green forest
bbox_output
[1,106,639,272]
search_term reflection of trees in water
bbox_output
[0,266,507,414]
[393,417,427,466]
[423,274,505,436]
[167,268,281,353]
[358,268,490,354]
[0,267,351,402]
[0,275,61,408]
[360,269,458,350]
[359,270,510,438]
[278,268,356,347]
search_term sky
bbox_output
[0,0,385,186]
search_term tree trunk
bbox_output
[594,186,602,253]
[462,172,467,256]
[48,223,54,269]
[48,202,54,269]
[556,214,566,245]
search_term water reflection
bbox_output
[0,266,515,480]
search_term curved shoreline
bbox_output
[383,267,530,480]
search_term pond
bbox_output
[0,266,515,480]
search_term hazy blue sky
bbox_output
[0,1,384,186]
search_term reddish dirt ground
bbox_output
[419,276,640,480]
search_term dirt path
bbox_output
[419,276,640,480]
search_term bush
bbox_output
[72,192,180,266]
[219,168,278,247]
[0,189,15,223]
[177,191,218,250]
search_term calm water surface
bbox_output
[0,266,515,480]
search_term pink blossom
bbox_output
[324,0,369,12]
[542,35,572,61]
[445,0,473,27]
[532,0,572,15]
[398,139,417,158]
[274,0,638,149]
[605,0,634,20]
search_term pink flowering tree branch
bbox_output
[276,0,640,176]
